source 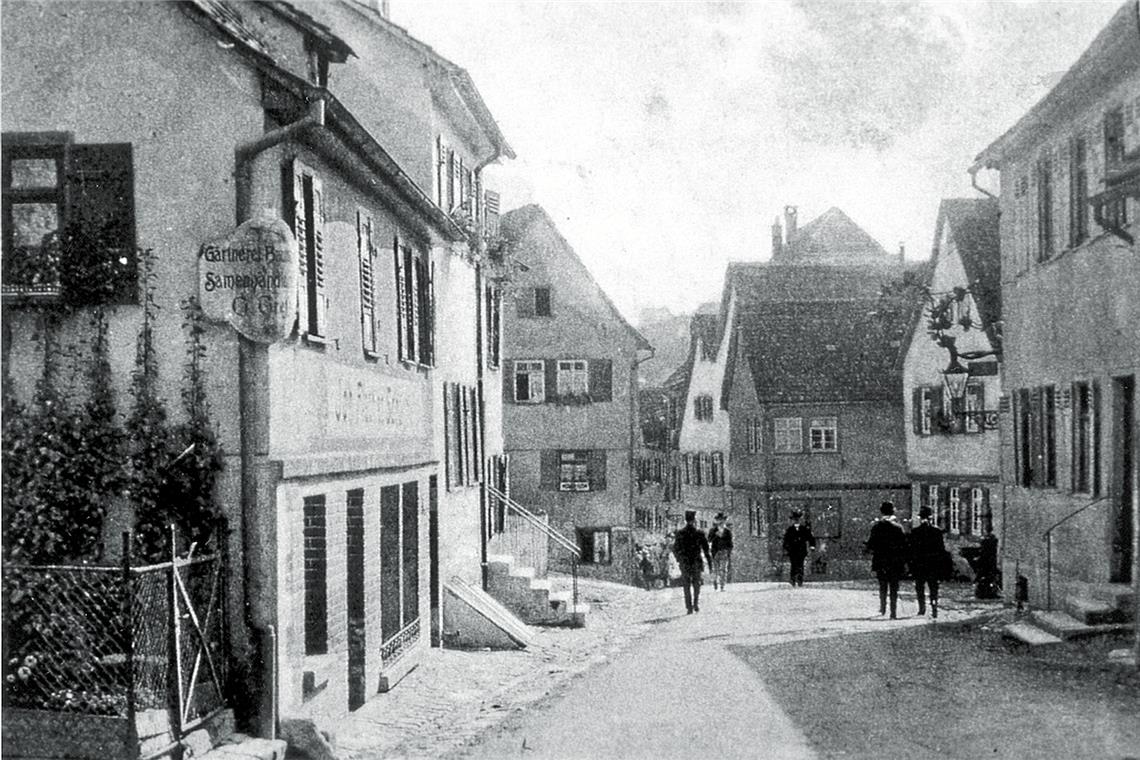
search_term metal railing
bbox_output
[1043,496,1110,610]
[485,484,581,607]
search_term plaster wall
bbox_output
[678,294,735,453]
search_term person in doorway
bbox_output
[864,501,908,619]
[709,512,734,590]
[909,506,946,618]
[782,510,816,587]
[975,527,1000,599]
[672,509,712,614]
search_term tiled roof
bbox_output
[773,207,893,265]
[934,198,1001,346]
[691,313,720,361]
[728,260,905,306]
[738,299,909,404]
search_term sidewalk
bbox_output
[336,579,678,759]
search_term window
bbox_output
[559,450,590,491]
[964,383,984,434]
[303,495,328,656]
[711,452,725,487]
[913,386,938,436]
[1104,108,1128,228]
[1017,385,1057,488]
[746,417,762,453]
[1035,153,1054,262]
[774,498,841,540]
[285,160,327,339]
[394,240,434,365]
[578,528,612,565]
[774,417,802,453]
[486,285,501,369]
[948,487,961,535]
[1069,135,1089,247]
[2,135,137,302]
[809,417,838,452]
[557,359,589,397]
[927,485,940,527]
[971,487,985,535]
[748,496,762,537]
[534,286,551,316]
[514,360,545,403]
[693,395,714,421]
[357,210,378,356]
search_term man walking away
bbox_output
[909,506,946,618]
[864,501,908,619]
[673,509,712,613]
[781,510,816,587]
[709,512,734,590]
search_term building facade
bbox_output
[971,1,1140,606]
[499,205,652,583]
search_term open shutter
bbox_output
[503,360,515,403]
[539,450,558,491]
[393,238,406,361]
[912,388,923,434]
[425,258,436,366]
[434,136,445,207]
[285,162,309,334]
[544,360,558,403]
[310,175,326,336]
[982,488,991,533]
[589,359,613,402]
[406,247,419,362]
[443,383,453,489]
[65,143,137,303]
[589,450,607,491]
[516,288,535,318]
[451,150,461,211]
[357,211,377,354]
[931,386,944,429]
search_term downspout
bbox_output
[630,347,655,577]
[232,96,325,739]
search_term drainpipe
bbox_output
[629,347,655,577]
[232,96,326,739]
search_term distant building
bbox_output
[902,198,1002,552]
[499,205,652,583]
[971,1,1140,606]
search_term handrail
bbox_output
[486,484,580,558]
[1043,496,1110,610]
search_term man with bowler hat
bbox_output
[782,509,816,587]
[909,505,946,618]
[864,501,908,618]
[673,509,712,613]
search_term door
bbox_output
[1112,375,1135,583]
[429,475,440,647]
[346,489,366,710]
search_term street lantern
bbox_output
[942,356,970,402]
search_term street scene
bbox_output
[1,1,1138,760]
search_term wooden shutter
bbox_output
[912,388,923,434]
[589,359,613,402]
[310,174,326,336]
[535,287,552,317]
[539,450,559,491]
[357,211,377,354]
[931,386,944,429]
[434,136,444,207]
[516,288,535,318]
[406,247,419,362]
[589,450,607,491]
[544,360,558,403]
[426,258,436,366]
[393,238,406,361]
[450,150,460,210]
[285,161,309,334]
[443,383,453,489]
[64,143,137,303]
[503,360,515,403]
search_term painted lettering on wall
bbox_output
[199,212,297,343]
[327,372,425,440]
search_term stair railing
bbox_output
[1043,496,1110,610]
[486,484,581,608]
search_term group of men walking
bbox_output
[671,501,967,620]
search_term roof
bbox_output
[933,198,1002,347]
[727,260,906,307]
[738,300,910,404]
[187,1,355,62]
[267,2,355,62]
[691,313,720,362]
[773,207,893,265]
[974,0,1140,168]
[500,205,652,351]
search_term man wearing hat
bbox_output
[708,512,734,590]
[672,509,713,613]
[864,501,909,618]
[781,510,816,587]
[909,505,947,618]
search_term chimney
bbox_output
[771,216,783,258]
[898,242,906,263]
[784,205,798,242]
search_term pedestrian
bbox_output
[864,501,908,619]
[909,506,946,618]
[638,546,656,590]
[975,527,1000,599]
[781,510,816,587]
[708,512,734,590]
[672,509,712,614]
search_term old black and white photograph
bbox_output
[1,1,1138,758]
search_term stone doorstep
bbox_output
[1031,610,1095,639]
[199,736,287,760]
[1065,596,1121,625]
[1002,622,1063,647]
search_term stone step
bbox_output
[1085,584,1135,616]
[199,736,287,760]
[1065,596,1121,625]
[1031,610,1094,640]
[1002,622,1063,647]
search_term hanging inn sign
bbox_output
[199,212,297,342]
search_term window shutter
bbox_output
[424,258,436,366]
[589,359,613,402]
[357,211,377,354]
[450,150,461,211]
[578,529,594,563]
[443,383,453,489]
[64,143,137,303]
[982,488,991,532]
[434,136,444,207]
[931,386,944,428]
[310,175,326,336]
[539,450,558,491]
[535,286,551,317]
[589,450,607,491]
[544,360,558,403]
[912,388,923,434]
[285,161,309,333]
[503,360,515,403]
[393,238,406,361]
[517,288,535,318]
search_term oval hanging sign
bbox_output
[199,212,297,343]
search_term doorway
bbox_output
[346,488,366,711]
[429,475,440,647]
[1111,375,1135,583]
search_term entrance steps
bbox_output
[442,576,532,649]
[486,554,589,627]
[1003,583,1133,651]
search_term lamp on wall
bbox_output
[942,354,971,404]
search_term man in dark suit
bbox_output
[909,505,946,618]
[864,501,908,619]
[781,510,816,587]
[672,509,712,614]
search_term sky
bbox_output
[389,0,1125,323]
